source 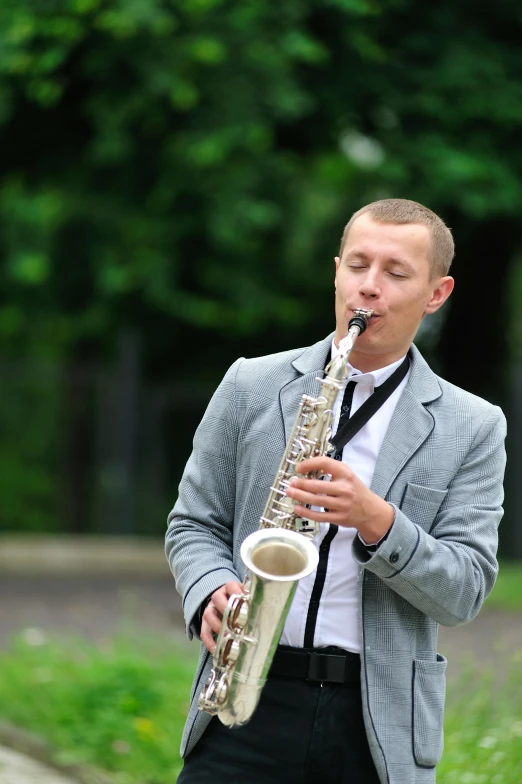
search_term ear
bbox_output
[424,276,454,315]
[334,256,341,288]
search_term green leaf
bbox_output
[188,36,227,64]
[26,78,63,106]
[8,252,50,285]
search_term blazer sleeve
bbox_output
[165,358,245,639]
[352,406,507,626]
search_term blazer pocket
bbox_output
[412,654,447,768]
[400,483,448,532]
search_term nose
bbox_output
[358,269,381,299]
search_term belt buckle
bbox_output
[307,652,346,683]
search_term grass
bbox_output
[485,559,522,612]
[0,632,195,783]
[438,660,522,784]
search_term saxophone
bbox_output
[198,309,373,727]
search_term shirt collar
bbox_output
[331,338,407,389]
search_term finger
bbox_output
[297,456,350,476]
[201,619,218,654]
[211,581,243,614]
[286,487,345,509]
[224,580,244,598]
[209,589,228,615]
[288,477,343,495]
[203,602,223,631]
[288,491,341,514]
[293,504,347,524]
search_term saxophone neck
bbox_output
[333,308,374,373]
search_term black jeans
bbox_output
[178,674,381,784]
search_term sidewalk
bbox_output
[0,745,81,784]
[0,534,169,576]
[0,534,182,648]
[0,723,115,784]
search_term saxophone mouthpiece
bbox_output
[348,308,373,336]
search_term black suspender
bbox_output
[329,354,410,458]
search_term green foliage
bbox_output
[0,633,194,782]
[439,664,522,784]
[0,0,521,354]
[0,629,521,783]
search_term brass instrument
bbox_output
[198,309,373,726]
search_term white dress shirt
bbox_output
[279,342,410,653]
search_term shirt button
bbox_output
[310,599,319,609]
[389,552,400,564]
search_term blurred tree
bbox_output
[0,0,521,532]
[0,0,520,379]
[0,2,518,351]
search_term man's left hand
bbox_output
[285,456,394,545]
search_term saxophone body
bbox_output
[199,528,319,727]
[198,309,373,726]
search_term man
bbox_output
[166,199,506,784]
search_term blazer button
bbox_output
[389,552,400,564]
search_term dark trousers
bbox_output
[178,674,381,784]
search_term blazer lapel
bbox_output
[279,333,334,441]
[371,345,443,499]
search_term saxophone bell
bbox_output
[198,528,318,727]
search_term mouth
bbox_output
[350,309,381,327]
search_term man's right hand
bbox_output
[201,580,244,654]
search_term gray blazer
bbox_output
[166,333,506,784]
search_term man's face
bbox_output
[334,214,453,372]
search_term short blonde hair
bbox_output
[339,198,454,278]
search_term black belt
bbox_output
[269,645,360,684]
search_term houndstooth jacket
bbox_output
[165,333,506,784]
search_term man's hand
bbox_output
[285,456,394,545]
[201,579,244,654]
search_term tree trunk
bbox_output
[61,359,94,533]
[438,217,514,408]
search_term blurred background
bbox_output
[0,2,522,781]
[0,0,521,553]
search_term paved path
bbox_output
[0,573,182,648]
[0,745,81,784]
